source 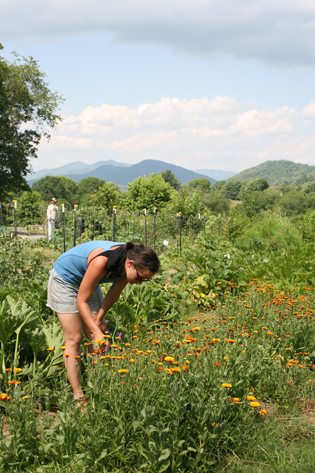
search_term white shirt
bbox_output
[47,203,58,220]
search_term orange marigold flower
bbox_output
[192,326,201,331]
[170,366,181,373]
[13,368,23,373]
[221,383,232,388]
[259,409,268,416]
[5,368,12,372]
[213,361,221,367]
[230,397,241,404]
[225,339,236,343]
[7,380,21,385]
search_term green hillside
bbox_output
[230,160,315,185]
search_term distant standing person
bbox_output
[47,197,58,241]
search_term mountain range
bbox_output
[27,159,235,186]
[27,159,315,187]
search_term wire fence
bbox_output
[0,203,228,253]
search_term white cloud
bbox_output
[37,96,315,171]
[2,1,315,65]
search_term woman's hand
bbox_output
[97,319,108,333]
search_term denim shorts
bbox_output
[47,268,103,314]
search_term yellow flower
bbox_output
[164,356,175,363]
[0,393,10,401]
[22,395,30,400]
[221,383,232,388]
[249,401,260,408]
[13,368,23,373]
[192,326,201,331]
[47,347,55,351]
[246,395,256,401]
[118,369,129,374]
[129,358,136,363]
[170,366,181,373]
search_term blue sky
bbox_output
[2,1,315,172]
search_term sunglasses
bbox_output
[134,266,150,282]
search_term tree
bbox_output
[79,177,106,197]
[32,176,80,205]
[243,178,269,193]
[16,190,44,226]
[223,180,242,200]
[86,182,122,209]
[0,44,62,200]
[304,181,315,194]
[124,174,174,211]
[186,178,212,193]
[161,170,181,190]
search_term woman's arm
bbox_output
[96,278,128,324]
[77,257,109,340]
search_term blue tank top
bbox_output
[53,240,125,287]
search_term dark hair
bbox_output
[125,242,160,274]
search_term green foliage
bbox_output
[233,212,315,285]
[243,177,269,192]
[160,169,181,190]
[186,178,212,192]
[84,182,122,209]
[164,187,207,225]
[0,44,62,199]
[303,180,315,194]
[32,175,80,205]
[240,186,278,217]
[0,296,36,376]
[125,174,174,211]
[230,159,315,185]
[107,275,183,329]
[278,189,309,216]
[16,190,44,226]
[78,177,106,197]
[223,180,242,200]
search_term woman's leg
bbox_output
[57,312,84,400]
